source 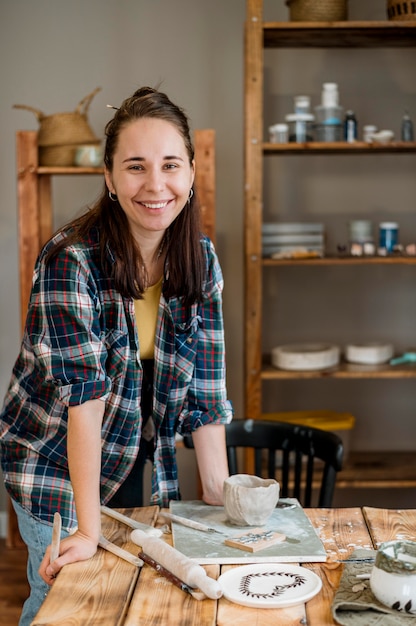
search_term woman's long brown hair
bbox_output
[46,87,205,305]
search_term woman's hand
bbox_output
[39,529,98,585]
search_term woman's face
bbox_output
[105,117,195,243]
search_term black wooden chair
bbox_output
[183,419,344,507]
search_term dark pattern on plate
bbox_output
[239,571,307,599]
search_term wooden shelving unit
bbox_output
[244,0,416,489]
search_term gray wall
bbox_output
[1,0,415,521]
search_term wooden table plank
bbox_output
[363,507,416,548]
[32,507,159,626]
[126,563,218,626]
[306,508,373,560]
[124,510,219,626]
[303,508,372,626]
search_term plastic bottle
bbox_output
[315,83,344,142]
[285,113,315,142]
[401,111,414,141]
[344,110,358,142]
[294,95,311,115]
[379,222,399,253]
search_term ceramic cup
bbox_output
[74,144,104,167]
[223,474,280,526]
[370,540,416,614]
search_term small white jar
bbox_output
[370,540,416,614]
[363,125,377,142]
[269,123,289,143]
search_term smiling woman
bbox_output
[0,86,233,626]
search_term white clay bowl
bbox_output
[272,343,340,371]
[369,130,394,145]
[345,343,394,365]
[223,474,280,526]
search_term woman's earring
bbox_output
[188,188,194,203]
[109,191,118,202]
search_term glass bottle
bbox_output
[344,110,358,142]
[401,111,414,142]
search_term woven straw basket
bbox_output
[387,0,416,20]
[286,0,348,21]
[14,87,101,166]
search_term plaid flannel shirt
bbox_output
[0,227,233,530]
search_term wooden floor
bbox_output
[0,539,28,626]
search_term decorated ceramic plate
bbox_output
[218,563,322,608]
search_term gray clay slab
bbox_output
[170,499,327,564]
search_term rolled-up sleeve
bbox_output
[26,245,111,407]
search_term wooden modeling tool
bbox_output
[98,535,143,567]
[224,528,286,553]
[101,505,162,537]
[160,511,224,534]
[50,512,62,563]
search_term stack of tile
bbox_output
[262,222,325,258]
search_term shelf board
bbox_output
[263,21,416,48]
[262,255,416,266]
[37,166,104,175]
[261,358,416,380]
[337,451,416,488]
[269,451,416,490]
[263,141,416,154]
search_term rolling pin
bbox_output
[130,529,222,599]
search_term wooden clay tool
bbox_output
[98,535,143,567]
[50,512,62,563]
[159,511,224,534]
[101,505,162,537]
[224,528,286,553]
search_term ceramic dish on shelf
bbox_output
[262,234,324,245]
[272,343,340,370]
[218,563,322,608]
[368,130,394,144]
[262,222,324,234]
[345,343,394,365]
[262,245,324,257]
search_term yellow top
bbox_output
[134,277,163,360]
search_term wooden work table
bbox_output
[32,505,416,625]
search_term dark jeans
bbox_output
[107,360,154,508]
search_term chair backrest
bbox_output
[183,419,344,507]
[226,419,344,507]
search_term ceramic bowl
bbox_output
[74,144,103,167]
[223,474,280,526]
[370,540,416,614]
[369,130,394,145]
